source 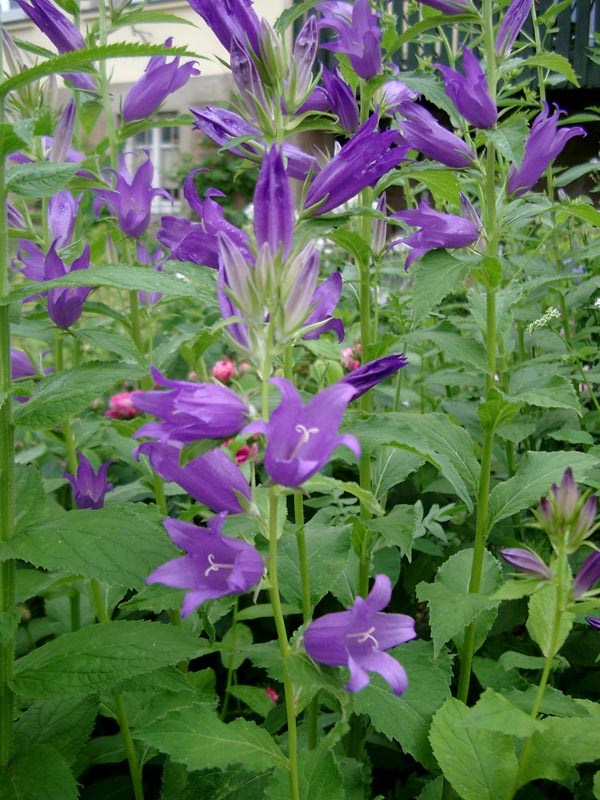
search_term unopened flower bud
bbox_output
[537,468,598,552]
[105,391,139,420]
[212,360,236,383]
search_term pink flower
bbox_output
[212,359,236,383]
[341,345,361,372]
[105,391,139,420]
[265,687,279,703]
[235,442,259,465]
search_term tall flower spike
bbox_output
[496,0,534,56]
[147,513,264,617]
[304,574,416,695]
[94,153,171,239]
[436,48,497,130]
[132,366,249,445]
[122,38,200,122]
[390,198,480,269]
[396,102,476,168]
[317,0,382,80]
[64,453,113,510]
[136,441,251,514]
[304,113,409,215]
[243,356,406,488]
[507,104,585,197]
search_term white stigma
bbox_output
[346,626,379,649]
[204,553,234,577]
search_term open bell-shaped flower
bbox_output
[65,452,113,510]
[304,574,416,695]
[396,102,476,168]
[436,48,497,130]
[147,513,264,617]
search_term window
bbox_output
[128,125,183,213]
[0,0,25,20]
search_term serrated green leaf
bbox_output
[430,698,518,800]
[14,696,98,764]
[0,744,78,800]
[416,549,502,656]
[508,372,581,415]
[299,746,344,800]
[486,451,599,530]
[14,362,145,428]
[0,121,31,159]
[1,504,177,591]
[6,162,79,198]
[412,252,471,323]
[133,705,286,772]
[458,688,541,738]
[520,714,600,787]
[11,621,205,698]
[527,584,574,658]
[351,640,452,768]
[523,53,579,86]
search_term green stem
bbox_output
[220,598,238,721]
[268,488,299,800]
[0,82,16,771]
[55,331,78,475]
[91,578,145,800]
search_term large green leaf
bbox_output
[430,698,518,800]
[13,696,98,764]
[1,504,177,591]
[351,640,452,768]
[348,413,479,511]
[133,705,286,773]
[486,451,599,531]
[411,252,472,323]
[458,689,540,738]
[417,549,502,656]
[5,162,79,198]
[298,747,344,800]
[526,584,574,658]
[14,362,145,428]
[0,745,78,800]
[508,370,581,415]
[11,621,205,698]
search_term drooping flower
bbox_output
[14,0,95,90]
[27,242,92,329]
[390,198,480,269]
[537,468,597,552]
[158,171,251,268]
[94,153,171,239]
[242,356,406,487]
[64,452,113,510]
[147,513,264,617]
[436,48,497,130]
[414,0,471,14]
[317,0,382,80]
[132,366,248,444]
[136,441,251,514]
[304,574,416,695]
[304,113,409,215]
[495,0,533,56]
[122,38,200,122]
[396,103,476,168]
[187,0,262,56]
[573,551,600,599]
[253,146,294,260]
[191,106,318,181]
[507,104,585,197]
[500,547,552,579]
[106,391,140,420]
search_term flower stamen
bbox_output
[204,552,235,576]
[346,626,379,649]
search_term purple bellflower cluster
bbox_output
[65,453,113,510]
[317,0,382,80]
[304,574,416,695]
[537,467,597,553]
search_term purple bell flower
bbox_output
[391,198,480,269]
[436,48,497,130]
[322,66,360,133]
[64,452,113,510]
[187,0,262,56]
[380,79,419,116]
[414,0,471,13]
[122,38,199,122]
[304,113,409,215]
[48,190,81,248]
[317,0,382,80]
[507,104,586,197]
[159,171,251,268]
[340,354,408,397]
[573,551,600,599]
[14,0,95,90]
[587,617,600,631]
[397,102,476,168]
[10,348,36,381]
[304,574,416,695]
[132,366,249,444]
[147,513,264,617]
[500,547,552,579]
[243,356,406,488]
[300,271,345,342]
[7,202,25,230]
[496,0,533,56]
[191,106,318,181]
[94,153,171,239]
[253,146,294,260]
[136,441,251,514]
